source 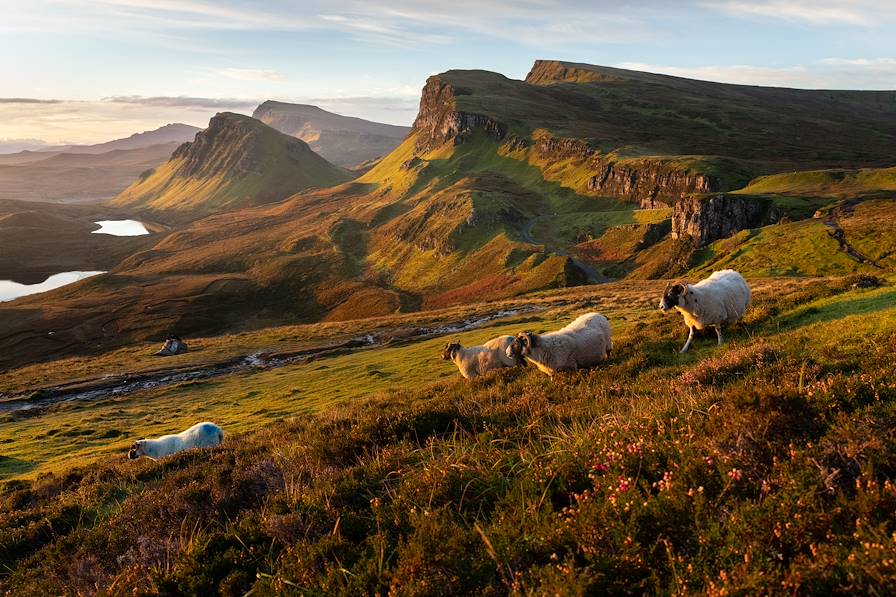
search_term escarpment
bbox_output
[672,193,780,246]
[412,76,507,153]
[530,134,722,207]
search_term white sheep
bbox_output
[442,335,523,379]
[128,422,224,460]
[505,312,612,377]
[659,269,751,353]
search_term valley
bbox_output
[1,55,895,595]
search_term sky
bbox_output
[1,0,895,147]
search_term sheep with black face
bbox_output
[442,335,523,379]
[660,269,751,353]
[506,312,612,377]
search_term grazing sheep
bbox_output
[128,422,223,460]
[659,269,751,353]
[155,335,188,356]
[506,313,612,377]
[442,335,523,379]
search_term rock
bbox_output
[412,76,506,153]
[671,193,779,246]
[155,336,188,357]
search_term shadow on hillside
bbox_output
[0,455,36,479]
[775,287,896,331]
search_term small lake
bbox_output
[91,220,150,236]
[0,271,105,302]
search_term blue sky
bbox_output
[1,0,895,145]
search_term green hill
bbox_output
[3,62,896,368]
[1,275,894,594]
[111,112,352,213]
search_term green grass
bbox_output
[1,275,895,594]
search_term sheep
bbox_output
[128,422,224,460]
[442,335,523,379]
[659,269,751,353]
[505,312,612,377]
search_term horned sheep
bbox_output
[506,312,612,377]
[659,269,751,353]
[128,422,224,460]
[442,335,523,379]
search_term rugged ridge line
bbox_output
[530,134,721,208]
[412,76,506,153]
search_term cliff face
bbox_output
[531,134,720,208]
[412,76,506,152]
[672,193,779,246]
[525,59,626,85]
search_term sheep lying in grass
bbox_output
[506,312,612,377]
[128,422,224,460]
[659,269,751,353]
[442,335,523,379]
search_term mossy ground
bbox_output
[1,275,894,594]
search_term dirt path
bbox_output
[822,211,882,269]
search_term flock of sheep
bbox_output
[443,269,752,378]
[128,269,751,460]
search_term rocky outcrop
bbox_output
[525,60,626,86]
[531,134,721,208]
[412,76,506,152]
[672,193,779,246]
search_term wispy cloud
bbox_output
[0,98,64,104]
[701,1,895,26]
[102,96,260,110]
[616,59,896,89]
[213,68,285,82]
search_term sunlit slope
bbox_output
[111,112,352,213]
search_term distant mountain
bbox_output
[4,61,896,367]
[111,112,352,212]
[0,143,181,203]
[48,123,201,154]
[252,101,409,167]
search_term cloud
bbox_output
[701,1,896,26]
[0,98,64,104]
[213,68,285,82]
[101,95,260,110]
[616,60,896,89]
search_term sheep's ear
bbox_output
[521,332,535,347]
[679,282,689,296]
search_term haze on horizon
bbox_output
[2,0,895,146]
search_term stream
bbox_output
[0,306,545,414]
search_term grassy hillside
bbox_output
[111,113,352,213]
[1,275,894,594]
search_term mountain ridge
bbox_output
[253,101,410,167]
[110,112,353,213]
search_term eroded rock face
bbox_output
[672,193,779,246]
[412,77,506,153]
[531,135,720,208]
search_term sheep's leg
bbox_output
[680,327,695,353]
[715,326,723,345]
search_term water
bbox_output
[91,220,150,236]
[0,271,104,302]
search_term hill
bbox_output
[1,61,895,368]
[252,101,410,167]
[0,143,181,203]
[44,123,201,155]
[110,112,353,213]
[0,274,894,594]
